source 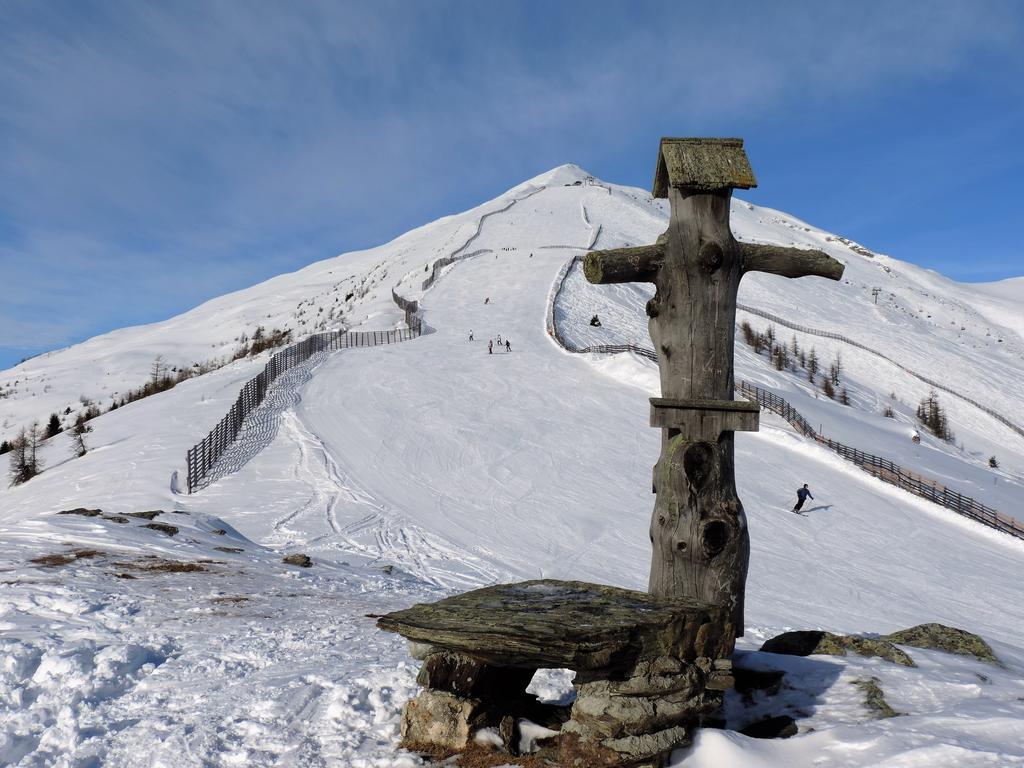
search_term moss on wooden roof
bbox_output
[652,137,757,197]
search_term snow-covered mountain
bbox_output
[1,164,1023,767]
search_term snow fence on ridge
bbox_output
[736,381,1023,541]
[737,303,1024,440]
[418,186,545,292]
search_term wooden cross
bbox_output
[584,138,844,640]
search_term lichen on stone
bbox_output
[883,623,999,665]
[851,677,900,719]
[760,630,915,667]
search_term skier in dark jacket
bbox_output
[793,484,813,512]
[505,339,511,352]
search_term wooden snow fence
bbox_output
[737,381,1024,541]
[544,269,1020,540]
[737,303,1024,440]
[185,320,421,494]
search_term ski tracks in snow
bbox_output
[272,410,499,590]
[213,187,557,588]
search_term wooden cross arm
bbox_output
[584,238,844,284]
[583,242,665,284]
[740,243,845,281]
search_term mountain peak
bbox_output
[523,163,594,188]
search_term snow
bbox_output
[1,164,1023,766]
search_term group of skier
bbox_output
[468,329,511,354]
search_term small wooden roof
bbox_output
[652,137,758,197]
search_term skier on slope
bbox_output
[793,484,813,513]
[488,340,493,355]
[469,330,474,341]
[505,339,511,352]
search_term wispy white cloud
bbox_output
[0,0,1020,360]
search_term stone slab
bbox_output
[377,580,731,672]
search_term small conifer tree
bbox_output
[740,321,756,347]
[917,390,954,442]
[7,431,25,484]
[829,352,842,386]
[8,423,42,485]
[150,355,166,388]
[71,420,91,458]
[807,348,819,378]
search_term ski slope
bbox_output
[2,166,1024,767]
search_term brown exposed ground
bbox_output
[405,741,555,767]
[113,556,223,574]
[30,549,104,567]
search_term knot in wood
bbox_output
[682,442,715,491]
[699,241,724,273]
[701,520,730,558]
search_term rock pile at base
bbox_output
[378,579,734,767]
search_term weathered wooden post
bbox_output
[584,138,844,637]
[376,139,844,766]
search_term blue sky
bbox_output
[1,0,1022,370]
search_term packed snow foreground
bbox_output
[2,165,1023,766]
